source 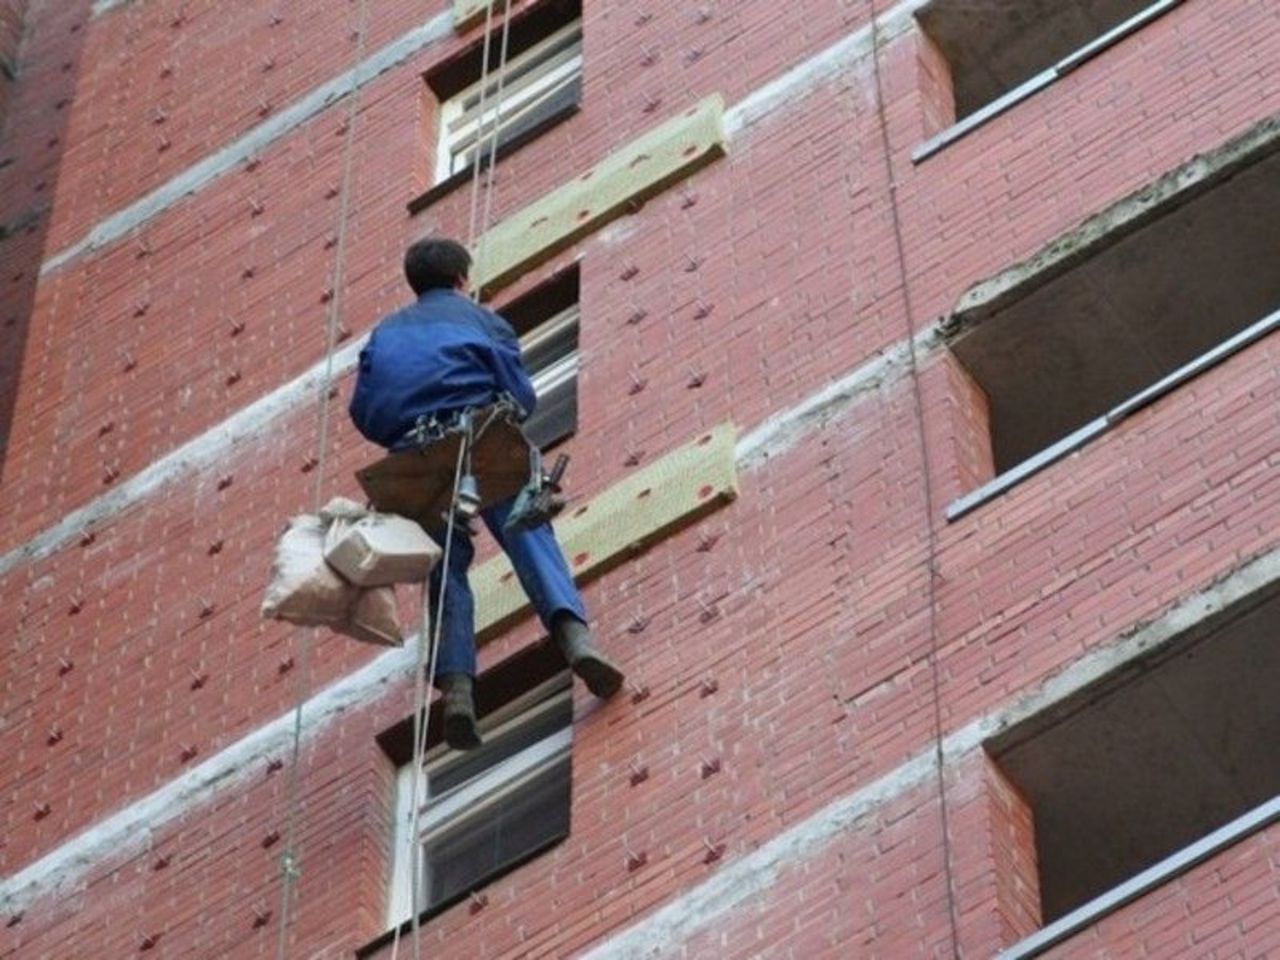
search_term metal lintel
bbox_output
[998,793,1280,960]
[946,308,1280,522]
[912,0,1182,164]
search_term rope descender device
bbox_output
[505,449,569,532]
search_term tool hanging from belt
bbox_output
[355,395,568,533]
[505,448,570,531]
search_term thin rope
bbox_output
[465,0,501,259]
[273,1,370,956]
[389,427,470,960]
[866,3,962,957]
[471,0,516,298]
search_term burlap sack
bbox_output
[262,501,406,647]
[261,515,354,625]
[336,587,403,646]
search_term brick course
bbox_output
[1,0,1277,957]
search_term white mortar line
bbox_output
[724,0,928,135]
[735,326,942,469]
[580,545,1280,959]
[39,12,453,276]
[52,0,928,276]
[0,336,366,578]
[0,641,419,912]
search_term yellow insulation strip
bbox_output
[474,422,738,642]
[472,94,728,296]
[453,0,489,31]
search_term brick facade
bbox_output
[2,0,1277,957]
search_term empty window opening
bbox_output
[917,0,1161,125]
[425,0,582,189]
[948,146,1280,483]
[372,642,573,940]
[987,584,1280,923]
[498,264,580,450]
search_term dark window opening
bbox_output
[949,146,1280,477]
[416,681,572,912]
[363,642,574,955]
[917,0,1158,122]
[498,264,580,450]
[410,0,582,213]
[987,583,1280,923]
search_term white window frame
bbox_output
[387,675,572,927]
[523,302,580,401]
[434,19,583,183]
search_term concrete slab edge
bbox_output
[0,336,367,578]
[40,12,453,276]
[0,640,420,912]
[948,111,1280,333]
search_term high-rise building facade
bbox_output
[2,0,1278,957]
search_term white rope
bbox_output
[273,1,370,956]
[391,2,519,953]
[470,0,516,299]
[390,427,471,960]
[465,0,502,260]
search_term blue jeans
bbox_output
[428,495,586,680]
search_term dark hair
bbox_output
[404,237,472,294]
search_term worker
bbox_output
[349,237,624,750]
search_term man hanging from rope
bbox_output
[349,237,625,750]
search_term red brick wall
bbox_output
[1,0,1278,957]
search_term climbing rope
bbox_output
[471,0,515,296]
[273,0,370,956]
[866,2,962,956]
[390,4,520,957]
[390,423,470,960]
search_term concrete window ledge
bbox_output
[912,0,1183,165]
[998,793,1280,960]
[945,307,1280,522]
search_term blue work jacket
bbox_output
[349,289,537,449]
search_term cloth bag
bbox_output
[323,501,440,587]
[261,499,426,647]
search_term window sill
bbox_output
[912,0,1183,165]
[407,99,580,216]
[998,793,1280,960]
[945,308,1280,522]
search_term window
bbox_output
[388,675,572,924]
[913,0,1178,159]
[946,144,1280,518]
[411,0,582,212]
[500,264,580,450]
[376,645,575,935]
[987,584,1280,925]
[435,19,582,184]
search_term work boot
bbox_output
[551,613,624,699]
[440,673,482,751]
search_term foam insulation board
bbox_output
[474,422,738,641]
[471,94,728,296]
[453,0,489,31]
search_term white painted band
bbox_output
[40,12,454,276]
